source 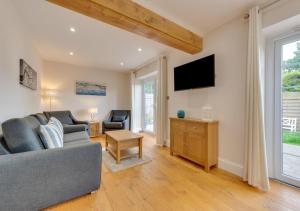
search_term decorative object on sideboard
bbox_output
[19,59,37,90]
[89,108,98,121]
[201,105,213,121]
[177,110,185,118]
[76,81,106,96]
[43,89,57,111]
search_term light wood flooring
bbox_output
[45,134,300,211]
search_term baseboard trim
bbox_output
[218,158,244,177]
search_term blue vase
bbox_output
[177,110,185,118]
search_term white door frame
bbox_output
[141,75,157,135]
[273,32,300,187]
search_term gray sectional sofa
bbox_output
[0,113,102,211]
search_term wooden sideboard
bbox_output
[170,117,218,172]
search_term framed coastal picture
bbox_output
[76,81,106,96]
[19,59,37,90]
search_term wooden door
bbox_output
[171,120,185,155]
[184,122,207,164]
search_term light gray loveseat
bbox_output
[0,114,102,211]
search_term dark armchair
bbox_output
[44,111,90,134]
[102,110,131,134]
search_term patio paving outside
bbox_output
[283,143,300,179]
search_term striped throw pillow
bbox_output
[49,117,64,137]
[39,118,64,149]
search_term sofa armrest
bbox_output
[0,142,102,211]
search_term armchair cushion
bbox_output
[112,115,126,122]
[103,121,123,129]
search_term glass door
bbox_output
[142,77,157,134]
[274,33,300,187]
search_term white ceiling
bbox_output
[12,0,267,72]
[135,0,267,35]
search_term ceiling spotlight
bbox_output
[120,62,124,66]
[70,27,76,32]
[69,52,74,56]
[138,48,142,52]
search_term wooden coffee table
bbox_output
[105,130,143,164]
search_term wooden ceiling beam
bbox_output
[47,0,203,54]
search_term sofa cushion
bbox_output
[0,135,9,155]
[31,113,48,125]
[44,111,74,125]
[63,124,87,134]
[64,139,90,147]
[103,121,123,129]
[112,115,126,122]
[64,131,89,143]
[1,116,45,153]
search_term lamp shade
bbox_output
[43,89,57,97]
[89,108,98,114]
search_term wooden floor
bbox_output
[46,134,300,211]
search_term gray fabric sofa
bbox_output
[0,115,102,211]
[102,110,131,134]
[44,110,90,134]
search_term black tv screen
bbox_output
[174,54,215,91]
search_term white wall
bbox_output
[0,0,43,129]
[167,18,248,176]
[42,61,131,129]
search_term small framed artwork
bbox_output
[76,81,106,96]
[19,59,37,90]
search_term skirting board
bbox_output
[218,158,244,177]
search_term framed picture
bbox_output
[76,81,106,96]
[19,59,37,90]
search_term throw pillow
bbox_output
[39,119,63,149]
[49,117,64,136]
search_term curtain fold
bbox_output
[243,6,270,191]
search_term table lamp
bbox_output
[89,108,98,122]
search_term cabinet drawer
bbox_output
[186,122,206,134]
[171,121,186,130]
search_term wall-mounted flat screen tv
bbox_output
[174,54,215,91]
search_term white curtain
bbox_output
[156,56,168,146]
[243,6,270,191]
[130,71,136,132]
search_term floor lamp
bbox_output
[44,89,56,111]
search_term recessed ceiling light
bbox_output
[120,62,124,66]
[69,52,74,56]
[70,27,76,32]
[138,48,142,52]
